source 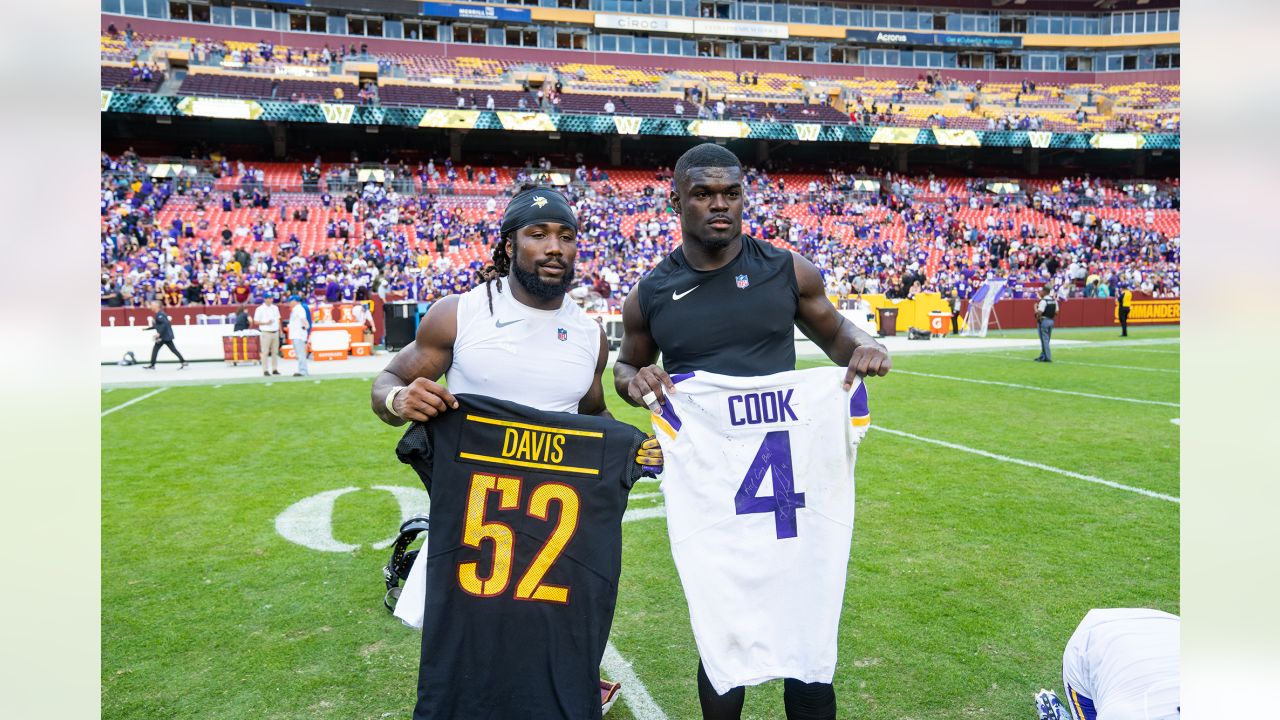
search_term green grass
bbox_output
[102,330,1179,719]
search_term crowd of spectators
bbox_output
[100,153,1180,314]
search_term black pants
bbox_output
[1119,306,1130,336]
[696,660,836,720]
[149,340,185,366]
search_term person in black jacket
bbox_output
[143,299,188,370]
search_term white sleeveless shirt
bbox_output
[447,281,602,415]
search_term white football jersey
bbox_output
[1062,608,1180,720]
[652,367,870,694]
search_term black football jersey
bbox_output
[396,394,647,720]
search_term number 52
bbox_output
[457,472,580,604]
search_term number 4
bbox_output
[735,430,805,539]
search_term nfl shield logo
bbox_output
[736,274,750,289]
[557,327,568,341]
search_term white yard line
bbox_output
[892,369,1179,408]
[1102,347,1181,355]
[989,355,1178,374]
[622,506,668,523]
[629,492,663,502]
[100,387,168,417]
[871,426,1179,503]
[602,642,669,720]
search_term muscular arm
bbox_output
[370,295,460,426]
[577,327,613,418]
[613,288,673,408]
[791,252,891,389]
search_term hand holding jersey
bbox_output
[373,186,660,719]
[653,368,870,693]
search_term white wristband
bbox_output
[385,385,406,417]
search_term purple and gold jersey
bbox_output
[653,367,869,694]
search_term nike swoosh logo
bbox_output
[672,286,700,301]
[495,319,524,328]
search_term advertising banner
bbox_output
[420,2,530,22]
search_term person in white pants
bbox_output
[288,296,311,376]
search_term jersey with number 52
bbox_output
[397,394,648,720]
[652,367,870,695]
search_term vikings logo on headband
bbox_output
[500,188,578,237]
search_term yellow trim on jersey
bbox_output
[651,413,678,441]
[851,416,871,428]
[465,414,604,438]
[459,451,601,476]
[1070,687,1086,719]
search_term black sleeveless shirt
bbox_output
[637,235,798,376]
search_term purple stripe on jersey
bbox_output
[1068,686,1097,720]
[849,382,869,418]
[670,372,696,385]
[658,396,682,431]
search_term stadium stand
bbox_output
[100,32,1180,135]
[100,152,1180,315]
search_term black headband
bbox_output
[500,188,578,238]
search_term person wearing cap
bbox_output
[287,295,311,377]
[370,184,661,715]
[253,294,282,376]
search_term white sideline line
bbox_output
[991,355,1178,374]
[623,506,667,523]
[871,426,1179,503]
[101,387,168,417]
[602,642,668,720]
[629,492,662,501]
[893,369,1179,408]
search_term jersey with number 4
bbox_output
[397,394,648,720]
[652,367,870,694]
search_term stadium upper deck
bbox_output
[101,27,1179,135]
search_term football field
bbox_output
[101,327,1180,720]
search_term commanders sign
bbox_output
[1118,300,1180,324]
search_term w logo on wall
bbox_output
[793,123,821,142]
[613,116,643,135]
[320,103,355,125]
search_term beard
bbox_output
[510,257,576,300]
[696,233,734,252]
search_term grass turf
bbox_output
[102,330,1179,719]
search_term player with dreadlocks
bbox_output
[374,183,654,424]
[372,183,660,715]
